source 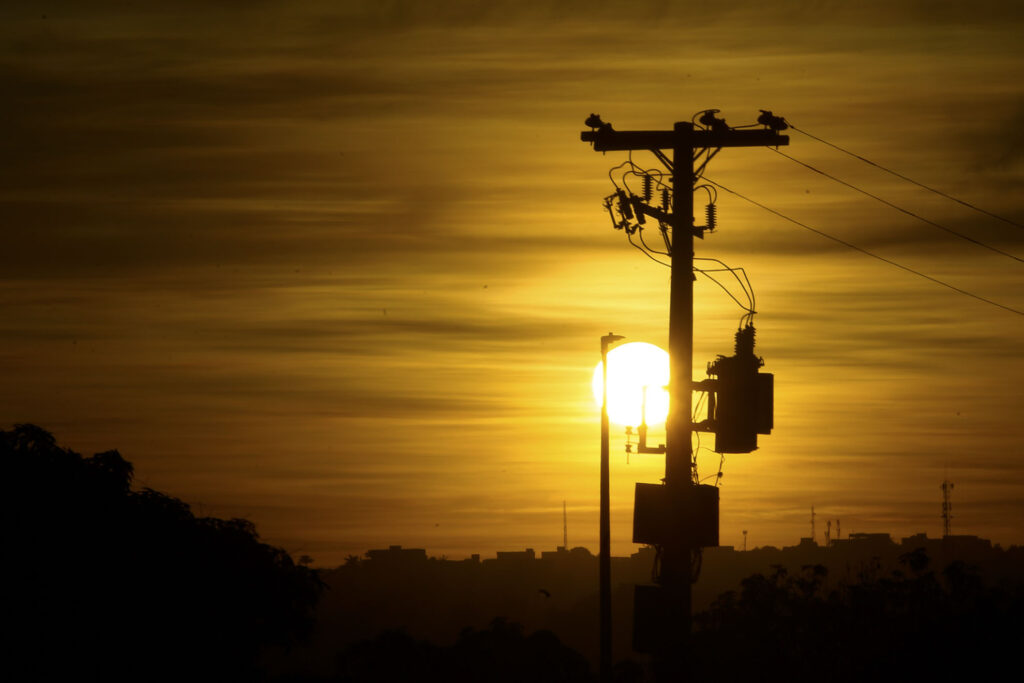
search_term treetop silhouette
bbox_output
[2,423,323,682]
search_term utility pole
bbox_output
[581,112,788,681]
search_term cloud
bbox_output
[3,0,1024,563]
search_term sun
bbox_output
[591,342,670,426]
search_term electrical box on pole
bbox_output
[633,482,719,548]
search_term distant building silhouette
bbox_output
[286,532,1023,679]
[365,545,428,565]
[492,548,536,564]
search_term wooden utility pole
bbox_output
[581,113,788,680]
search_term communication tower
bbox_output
[563,500,569,549]
[941,480,954,537]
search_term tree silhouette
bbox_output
[1,424,323,682]
[338,618,594,683]
[689,554,1023,683]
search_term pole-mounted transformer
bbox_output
[693,325,774,453]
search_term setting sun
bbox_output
[591,342,670,426]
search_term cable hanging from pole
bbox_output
[605,154,678,266]
[693,258,757,329]
[787,122,1024,230]
[705,177,1024,317]
[768,148,1023,264]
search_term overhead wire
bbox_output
[694,268,754,315]
[693,255,757,329]
[788,123,1024,230]
[600,116,1021,505]
[694,256,756,312]
[696,184,718,205]
[613,154,761,322]
[638,227,671,257]
[607,159,633,189]
[698,448,725,486]
[694,148,721,180]
[625,153,672,196]
[611,154,677,264]
[613,146,760,325]
[769,147,1023,264]
[697,267,753,307]
[704,177,1024,317]
[627,230,671,268]
[691,394,706,484]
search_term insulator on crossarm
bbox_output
[643,175,653,202]
[706,203,717,232]
[661,188,671,212]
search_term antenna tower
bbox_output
[941,480,954,537]
[563,500,569,549]
[825,519,832,547]
[811,505,816,544]
[742,529,748,552]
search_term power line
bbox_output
[788,123,1024,230]
[695,267,753,314]
[769,148,1023,264]
[627,230,671,268]
[694,256,756,312]
[704,177,1024,317]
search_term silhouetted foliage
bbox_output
[2,424,323,682]
[691,555,1023,683]
[338,618,594,683]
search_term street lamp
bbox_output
[599,332,624,683]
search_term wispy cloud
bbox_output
[2,1,1023,563]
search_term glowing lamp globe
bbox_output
[591,342,670,426]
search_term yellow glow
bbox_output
[591,342,670,426]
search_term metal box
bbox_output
[632,482,719,548]
[712,370,773,453]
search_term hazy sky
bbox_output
[4,1,1023,565]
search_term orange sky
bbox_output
[3,1,1023,565]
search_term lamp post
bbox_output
[600,332,624,683]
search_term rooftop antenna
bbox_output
[563,500,569,549]
[941,479,954,537]
[836,518,841,541]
